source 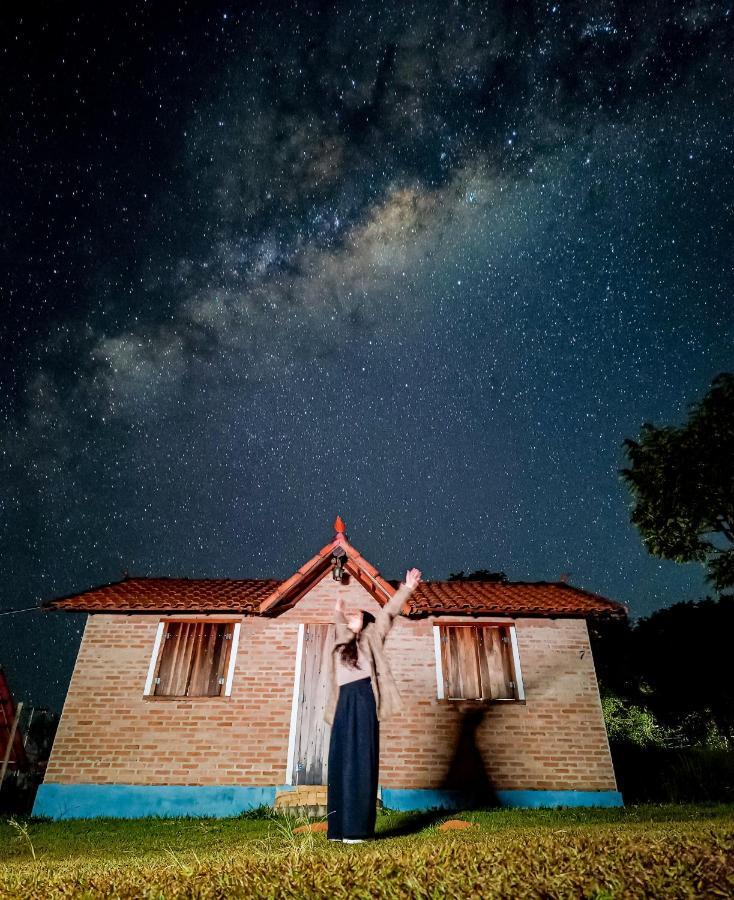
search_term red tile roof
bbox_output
[399,580,627,618]
[44,577,280,613]
[44,576,626,618]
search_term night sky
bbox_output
[1,2,732,713]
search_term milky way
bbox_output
[1,1,733,710]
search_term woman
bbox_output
[324,567,422,843]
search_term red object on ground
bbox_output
[293,822,328,833]
[439,819,478,830]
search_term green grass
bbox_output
[1,804,733,898]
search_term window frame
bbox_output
[433,621,525,703]
[143,616,242,700]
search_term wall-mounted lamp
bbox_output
[331,547,348,581]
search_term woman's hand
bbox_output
[404,567,422,591]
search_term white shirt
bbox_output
[336,638,371,686]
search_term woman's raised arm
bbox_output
[333,595,352,645]
[374,567,422,642]
[334,595,347,624]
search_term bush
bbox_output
[612,742,734,803]
[602,693,671,747]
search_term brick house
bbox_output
[34,518,627,819]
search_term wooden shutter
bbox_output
[442,626,482,699]
[154,622,231,697]
[477,627,515,699]
[440,625,516,700]
[475,627,493,699]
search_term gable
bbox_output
[273,569,384,622]
[258,516,394,615]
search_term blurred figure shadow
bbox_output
[377,707,499,838]
[441,706,500,809]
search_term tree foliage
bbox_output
[620,372,734,591]
[590,594,734,748]
[447,569,508,582]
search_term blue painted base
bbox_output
[33,783,623,820]
[33,783,296,820]
[381,788,624,811]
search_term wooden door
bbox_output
[292,623,333,785]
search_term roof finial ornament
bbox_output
[332,516,348,581]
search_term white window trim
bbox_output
[143,621,166,696]
[285,623,305,785]
[508,624,525,700]
[224,621,241,697]
[433,625,445,699]
[433,621,525,702]
[143,617,242,698]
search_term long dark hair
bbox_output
[339,610,375,668]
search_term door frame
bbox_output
[285,623,305,785]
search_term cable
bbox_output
[0,605,44,617]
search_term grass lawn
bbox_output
[1,804,733,898]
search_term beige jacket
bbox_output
[323,582,415,726]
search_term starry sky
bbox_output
[1,1,732,713]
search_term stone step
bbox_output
[275,785,327,807]
[273,785,382,818]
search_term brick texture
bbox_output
[44,573,617,792]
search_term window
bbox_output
[433,624,524,701]
[144,620,241,698]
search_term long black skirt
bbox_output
[326,676,379,840]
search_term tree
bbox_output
[629,596,734,747]
[587,615,636,699]
[448,569,508,582]
[620,372,734,592]
[590,595,734,748]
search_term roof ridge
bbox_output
[40,517,627,619]
[46,574,624,592]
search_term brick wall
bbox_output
[45,573,617,792]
